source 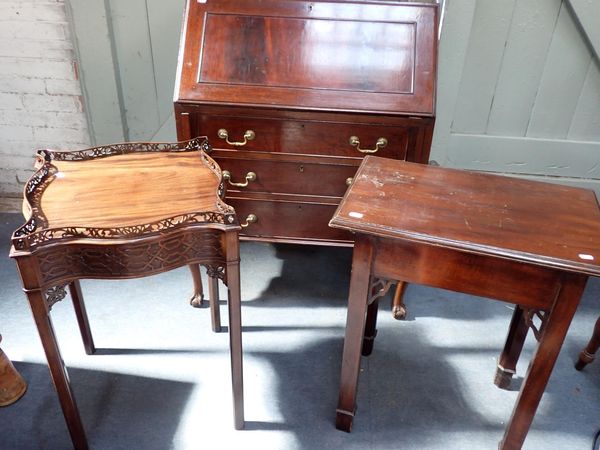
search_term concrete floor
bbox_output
[0,211,599,449]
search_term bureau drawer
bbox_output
[227,195,353,244]
[193,113,409,159]
[213,150,358,198]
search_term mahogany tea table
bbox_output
[330,156,600,449]
[10,138,244,450]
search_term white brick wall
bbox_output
[0,0,90,210]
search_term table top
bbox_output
[330,156,600,276]
[11,138,237,252]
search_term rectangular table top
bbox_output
[330,156,600,277]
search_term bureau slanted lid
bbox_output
[175,0,437,116]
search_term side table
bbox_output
[330,156,600,449]
[10,138,244,450]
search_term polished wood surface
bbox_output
[41,152,221,229]
[177,0,436,115]
[331,156,600,276]
[175,0,437,246]
[10,140,244,450]
[331,156,600,449]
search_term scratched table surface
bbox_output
[330,156,600,277]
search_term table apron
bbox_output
[371,237,562,311]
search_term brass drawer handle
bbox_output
[222,170,257,188]
[346,177,353,186]
[241,213,258,228]
[218,128,255,146]
[349,136,388,154]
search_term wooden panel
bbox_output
[200,14,415,93]
[568,0,600,60]
[372,237,560,310]
[526,3,592,139]
[451,0,516,134]
[447,133,600,178]
[193,113,410,159]
[486,0,562,136]
[177,0,437,116]
[147,0,185,128]
[213,150,358,197]
[429,0,476,164]
[108,0,160,141]
[227,196,352,243]
[568,61,600,141]
[67,0,125,145]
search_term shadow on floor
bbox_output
[1,361,195,450]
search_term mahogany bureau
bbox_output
[174,0,437,247]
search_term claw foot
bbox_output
[189,293,204,308]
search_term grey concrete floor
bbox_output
[0,211,599,449]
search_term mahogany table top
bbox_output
[11,138,237,252]
[330,156,600,276]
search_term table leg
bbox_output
[336,235,374,433]
[27,289,89,450]
[575,315,600,370]
[188,264,204,308]
[499,275,587,450]
[362,298,379,356]
[69,281,95,355]
[208,276,221,333]
[391,281,408,320]
[495,305,528,389]
[225,236,244,430]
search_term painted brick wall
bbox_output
[0,0,90,211]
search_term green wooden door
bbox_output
[68,0,185,144]
[432,0,600,195]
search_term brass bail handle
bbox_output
[241,214,257,228]
[222,170,257,188]
[349,136,388,154]
[218,128,256,147]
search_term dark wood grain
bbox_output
[331,156,600,276]
[331,156,600,449]
[176,0,436,115]
[175,0,437,247]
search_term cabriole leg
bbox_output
[188,264,204,308]
[575,315,600,370]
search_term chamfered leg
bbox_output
[27,288,89,450]
[362,298,379,356]
[575,315,600,370]
[225,232,244,430]
[208,275,221,333]
[69,280,95,355]
[336,235,375,433]
[188,264,204,308]
[499,274,587,450]
[494,305,529,389]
